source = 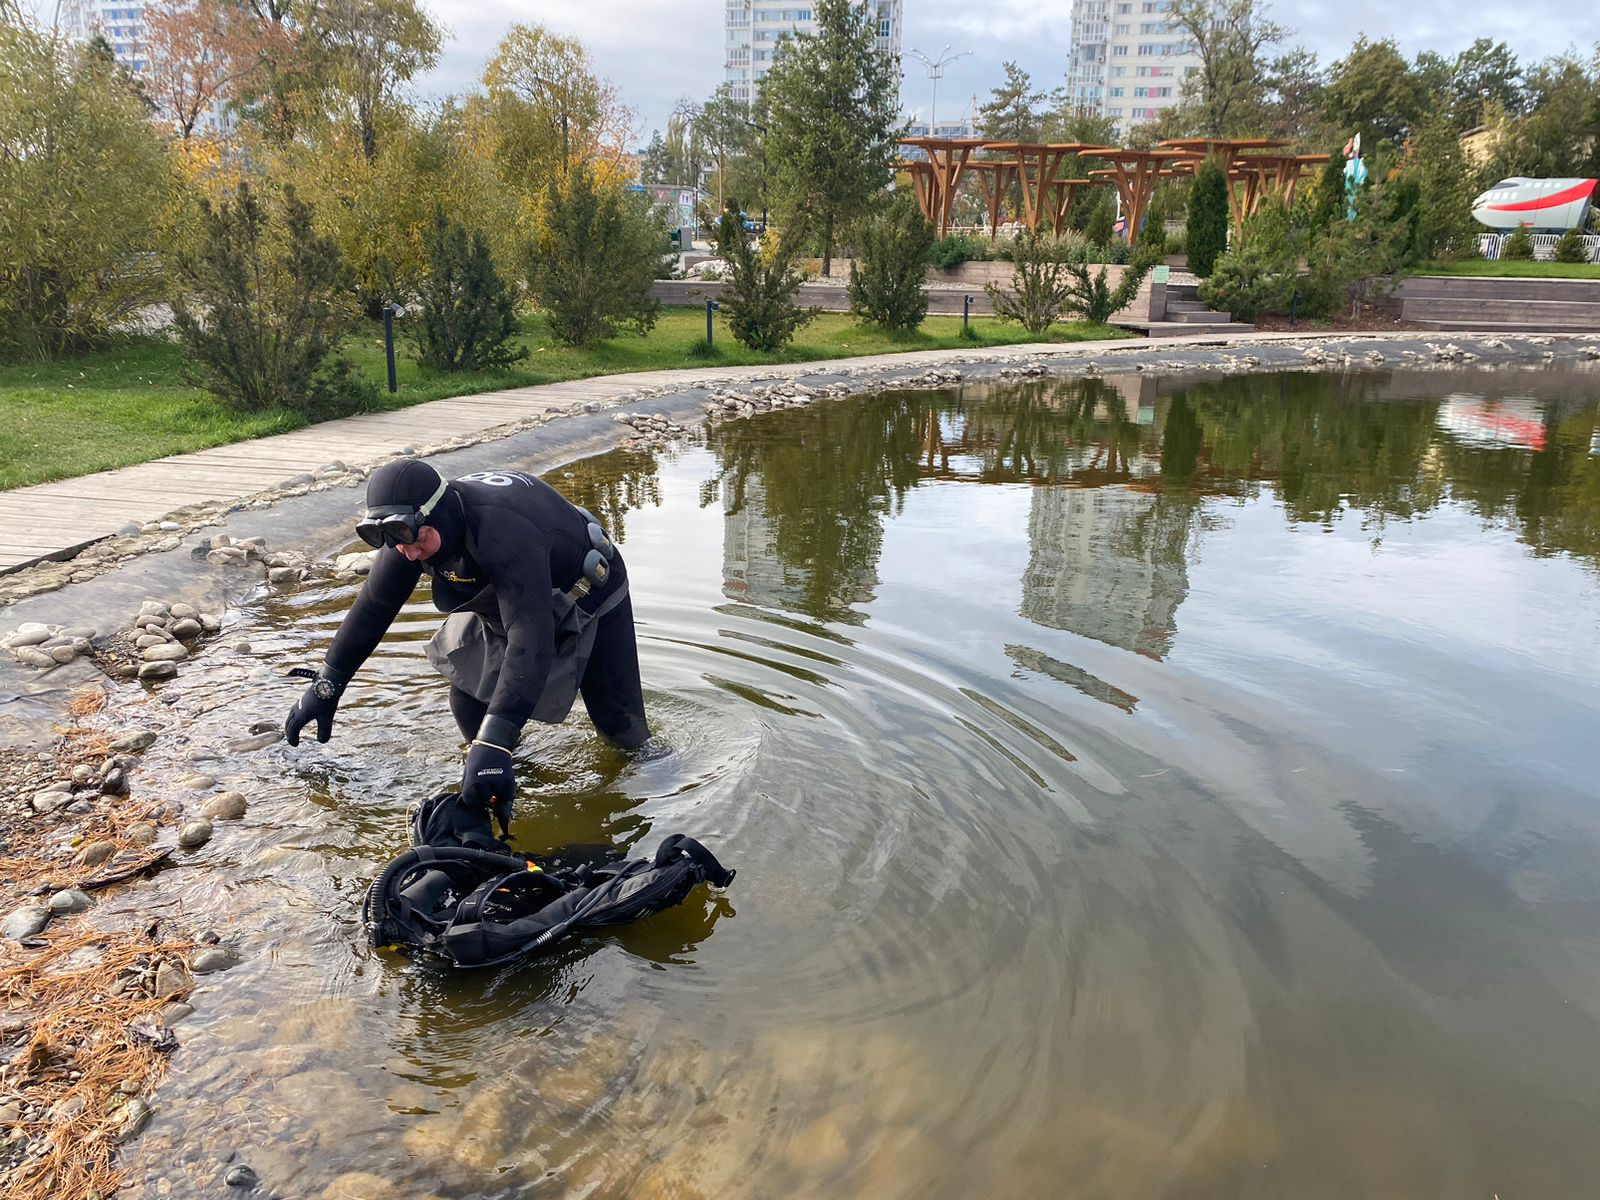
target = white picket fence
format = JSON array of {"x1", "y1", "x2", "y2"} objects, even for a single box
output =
[{"x1": 1476, "y1": 232, "x2": 1600, "y2": 263}]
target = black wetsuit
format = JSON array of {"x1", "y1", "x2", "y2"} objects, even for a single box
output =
[{"x1": 325, "y1": 471, "x2": 648, "y2": 749}]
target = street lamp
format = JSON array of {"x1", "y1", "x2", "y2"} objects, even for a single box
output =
[{"x1": 909, "y1": 45, "x2": 972, "y2": 135}]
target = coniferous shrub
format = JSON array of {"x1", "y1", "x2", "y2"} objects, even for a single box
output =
[
  {"x1": 1065, "y1": 256, "x2": 1154, "y2": 325},
  {"x1": 985, "y1": 230, "x2": 1079, "y2": 334},
  {"x1": 1553, "y1": 228, "x2": 1588, "y2": 263},
  {"x1": 1083, "y1": 192, "x2": 1116, "y2": 247},
  {"x1": 1186, "y1": 157, "x2": 1230, "y2": 277},
  {"x1": 714, "y1": 207, "x2": 818, "y2": 351},
  {"x1": 171, "y1": 182, "x2": 362, "y2": 414},
  {"x1": 1500, "y1": 225, "x2": 1535, "y2": 261},
  {"x1": 410, "y1": 206, "x2": 527, "y2": 372},
  {"x1": 531, "y1": 168, "x2": 664, "y2": 347},
  {"x1": 847, "y1": 194, "x2": 935, "y2": 332}
]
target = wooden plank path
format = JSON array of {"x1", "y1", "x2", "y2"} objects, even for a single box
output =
[{"x1": 0, "y1": 331, "x2": 1403, "y2": 576}]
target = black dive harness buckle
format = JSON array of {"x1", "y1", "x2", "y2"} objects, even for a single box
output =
[{"x1": 565, "y1": 510, "x2": 617, "y2": 605}]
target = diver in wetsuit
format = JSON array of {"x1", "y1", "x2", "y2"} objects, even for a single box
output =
[{"x1": 283, "y1": 458, "x2": 649, "y2": 820}]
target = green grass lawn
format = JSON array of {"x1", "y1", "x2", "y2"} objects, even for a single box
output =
[
  {"x1": 0, "y1": 308, "x2": 1126, "y2": 491},
  {"x1": 1416, "y1": 260, "x2": 1600, "y2": 278}
]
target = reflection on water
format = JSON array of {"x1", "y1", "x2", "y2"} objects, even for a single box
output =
[{"x1": 123, "y1": 367, "x2": 1600, "y2": 1198}]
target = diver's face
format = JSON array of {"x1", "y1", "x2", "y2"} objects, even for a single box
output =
[{"x1": 397, "y1": 525, "x2": 442, "y2": 562}]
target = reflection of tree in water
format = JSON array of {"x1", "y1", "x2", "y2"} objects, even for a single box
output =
[
  {"x1": 1183, "y1": 372, "x2": 1600, "y2": 569},
  {"x1": 1436, "y1": 403, "x2": 1600, "y2": 565},
  {"x1": 542, "y1": 448, "x2": 663, "y2": 543},
  {"x1": 703, "y1": 371, "x2": 1600, "y2": 632}
]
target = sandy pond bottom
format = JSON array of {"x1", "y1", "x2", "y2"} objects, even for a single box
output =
[{"x1": 100, "y1": 365, "x2": 1600, "y2": 1199}]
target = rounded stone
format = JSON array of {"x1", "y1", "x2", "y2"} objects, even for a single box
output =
[
  {"x1": 76, "y1": 840, "x2": 116, "y2": 867},
  {"x1": 126, "y1": 822, "x2": 159, "y2": 846},
  {"x1": 179, "y1": 773, "x2": 216, "y2": 791},
  {"x1": 3, "y1": 906, "x2": 49, "y2": 939},
  {"x1": 199, "y1": 613, "x2": 222, "y2": 632},
  {"x1": 70, "y1": 764, "x2": 94, "y2": 786},
  {"x1": 116, "y1": 1098, "x2": 152, "y2": 1142},
  {"x1": 224, "y1": 1164, "x2": 259, "y2": 1189},
  {"x1": 190, "y1": 947, "x2": 239, "y2": 974},
  {"x1": 153, "y1": 960, "x2": 192, "y2": 998},
  {"x1": 200, "y1": 792, "x2": 247, "y2": 820},
  {"x1": 138, "y1": 661, "x2": 178, "y2": 680},
  {"x1": 15, "y1": 647, "x2": 55, "y2": 668},
  {"x1": 111, "y1": 730, "x2": 157, "y2": 753},
  {"x1": 135, "y1": 632, "x2": 171, "y2": 649},
  {"x1": 177, "y1": 820, "x2": 213, "y2": 849},
  {"x1": 101, "y1": 766, "x2": 129, "y2": 796},
  {"x1": 160, "y1": 1002, "x2": 194, "y2": 1025},
  {"x1": 48, "y1": 890, "x2": 93, "y2": 915},
  {"x1": 47, "y1": 644, "x2": 79, "y2": 664},
  {"x1": 170, "y1": 618, "x2": 203, "y2": 640},
  {"x1": 170, "y1": 602, "x2": 198, "y2": 620},
  {"x1": 31, "y1": 790, "x2": 72, "y2": 814},
  {"x1": 142, "y1": 643, "x2": 188, "y2": 663}
]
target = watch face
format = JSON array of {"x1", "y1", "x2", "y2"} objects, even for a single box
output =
[{"x1": 313, "y1": 679, "x2": 339, "y2": 701}]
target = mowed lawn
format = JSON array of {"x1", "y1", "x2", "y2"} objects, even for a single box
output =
[
  {"x1": 0, "y1": 308, "x2": 1128, "y2": 491},
  {"x1": 1417, "y1": 260, "x2": 1600, "y2": 278}
]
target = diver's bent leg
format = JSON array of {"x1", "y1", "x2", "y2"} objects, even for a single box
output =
[
  {"x1": 448, "y1": 686, "x2": 488, "y2": 743},
  {"x1": 580, "y1": 595, "x2": 650, "y2": 749}
]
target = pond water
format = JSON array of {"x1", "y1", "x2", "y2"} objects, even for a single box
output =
[{"x1": 119, "y1": 367, "x2": 1600, "y2": 1199}]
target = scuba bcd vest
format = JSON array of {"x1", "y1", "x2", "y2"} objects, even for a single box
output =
[{"x1": 362, "y1": 793, "x2": 735, "y2": 969}]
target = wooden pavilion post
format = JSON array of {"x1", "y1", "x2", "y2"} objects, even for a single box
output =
[
  {"x1": 1081, "y1": 147, "x2": 1201, "y2": 241},
  {"x1": 898, "y1": 137, "x2": 987, "y2": 237}
]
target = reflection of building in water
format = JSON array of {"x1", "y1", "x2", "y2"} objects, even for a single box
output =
[
  {"x1": 1022, "y1": 486, "x2": 1193, "y2": 659},
  {"x1": 721, "y1": 474, "x2": 880, "y2": 613}
]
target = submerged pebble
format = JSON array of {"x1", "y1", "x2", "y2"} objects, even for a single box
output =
[{"x1": 178, "y1": 820, "x2": 213, "y2": 849}]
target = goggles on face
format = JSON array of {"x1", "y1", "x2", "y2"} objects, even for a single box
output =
[{"x1": 355, "y1": 478, "x2": 447, "y2": 548}]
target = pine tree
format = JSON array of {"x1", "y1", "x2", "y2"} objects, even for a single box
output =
[
  {"x1": 531, "y1": 167, "x2": 664, "y2": 347},
  {"x1": 761, "y1": 0, "x2": 901, "y2": 276},
  {"x1": 410, "y1": 206, "x2": 528, "y2": 371},
  {"x1": 714, "y1": 207, "x2": 817, "y2": 351},
  {"x1": 171, "y1": 182, "x2": 361, "y2": 413},
  {"x1": 847, "y1": 193, "x2": 935, "y2": 332}
]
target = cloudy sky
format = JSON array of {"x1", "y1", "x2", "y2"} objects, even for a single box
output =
[{"x1": 416, "y1": 0, "x2": 1583, "y2": 144}]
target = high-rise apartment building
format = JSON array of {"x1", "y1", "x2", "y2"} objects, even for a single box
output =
[
  {"x1": 1067, "y1": 0, "x2": 1200, "y2": 134},
  {"x1": 58, "y1": 2, "x2": 151, "y2": 75},
  {"x1": 724, "y1": 0, "x2": 902, "y2": 105}
]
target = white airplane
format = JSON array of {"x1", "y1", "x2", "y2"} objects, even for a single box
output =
[{"x1": 1471, "y1": 177, "x2": 1597, "y2": 231}]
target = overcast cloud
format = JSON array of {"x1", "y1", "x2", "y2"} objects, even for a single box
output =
[{"x1": 416, "y1": 0, "x2": 1586, "y2": 144}]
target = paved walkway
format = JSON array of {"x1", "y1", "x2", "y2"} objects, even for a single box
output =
[{"x1": 0, "y1": 330, "x2": 1435, "y2": 575}]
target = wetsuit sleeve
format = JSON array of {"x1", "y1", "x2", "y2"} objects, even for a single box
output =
[
  {"x1": 474, "y1": 510, "x2": 555, "y2": 742},
  {"x1": 323, "y1": 547, "x2": 423, "y2": 682}
]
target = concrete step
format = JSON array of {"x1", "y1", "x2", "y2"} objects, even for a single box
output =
[
  {"x1": 1168, "y1": 309, "x2": 1239, "y2": 323},
  {"x1": 1118, "y1": 320, "x2": 1255, "y2": 338},
  {"x1": 1165, "y1": 300, "x2": 1211, "y2": 312},
  {"x1": 1413, "y1": 318, "x2": 1600, "y2": 332},
  {"x1": 1396, "y1": 275, "x2": 1600, "y2": 302},
  {"x1": 1401, "y1": 297, "x2": 1600, "y2": 328}
]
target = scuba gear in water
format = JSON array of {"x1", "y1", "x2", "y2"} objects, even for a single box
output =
[{"x1": 364, "y1": 793, "x2": 735, "y2": 969}]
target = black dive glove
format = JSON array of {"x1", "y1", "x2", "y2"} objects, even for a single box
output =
[
  {"x1": 284, "y1": 668, "x2": 348, "y2": 746},
  {"x1": 461, "y1": 715, "x2": 520, "y2": 833}
]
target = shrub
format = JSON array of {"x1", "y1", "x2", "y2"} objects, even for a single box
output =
[
  {"x1": 530, "y1": 167, "x2": 665, "y2": 347},
  {"x1": 1064, "y1": 258, "x2": 1154, "y2": 324},
  {"x1": 171, "y1": 182, "x2": 358, "y2": 414},
  {"x1": 1553, "y1": 228, "x2": 1588, "y2": 263},
  {"x1": 985, "y1": 230, "x2": 1123, "y2": 334},
  {"x1": 0, "y1": 25, "x2": 173, "y2": 361},
  {"x1": 1300, "y1": 190, "x2": 1412, "y2": 319},
  {"x1": 1500, "y1": 225, "x2": 1535, "y2": 261},
  {"x1": 847, "y1": 194, "x2": 935, "y2": 332},
  {"x1": 1198, "y1": 240, "x2": 1301, "y2": 320},
  {"x1": 1083, "y1": 192, "x2": 1116, "y2": 247},
  {"x1": 929, "y1": 233, "x2": 984, "y2": 269},
  {"x1": 1186, "y1": 157, "x2": 1230, "y2": 277},
  {"x1": 714, "y1": 207, "x2": 818, "y2": 351},
  {"x1": 409, "y1": 207, "x2": 528, "y2": 372}
]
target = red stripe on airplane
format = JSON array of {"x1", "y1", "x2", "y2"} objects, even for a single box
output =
[{"x1": 1486, "y1": 180, "x2": 1597, "y2": 212}]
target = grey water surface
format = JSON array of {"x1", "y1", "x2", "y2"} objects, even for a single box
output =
[{"x1": 120, "y1": 367, "x2": 1600, "y2": 1199}]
